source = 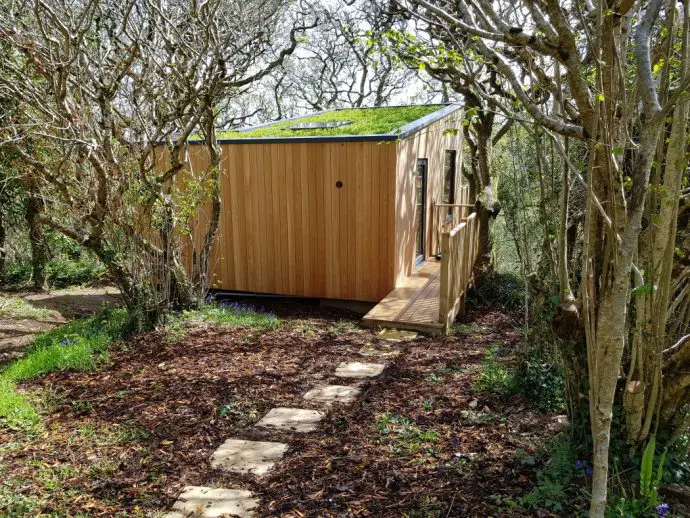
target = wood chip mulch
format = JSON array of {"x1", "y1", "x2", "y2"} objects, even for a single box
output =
[{"x1": 0, "y1": 303, "x2": 557, "y2": 517}]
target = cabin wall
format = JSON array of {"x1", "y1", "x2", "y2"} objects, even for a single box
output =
[
  {"x1": 393, "y1": 111, "x2": 464, "y2": 286},
  {"x1": 193, "y1": 140, "x2": 397, "y2": 302}
]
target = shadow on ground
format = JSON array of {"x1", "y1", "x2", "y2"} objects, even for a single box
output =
[{"x1": 0, "y1": 286, "x2": 121, "y2": 365}]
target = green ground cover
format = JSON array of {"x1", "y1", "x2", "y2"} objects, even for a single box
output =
[
  {"x1": 0, "y1": 308, "x2": 127, "y2": 433},
  {"x1": 216, "y1": 105, "x2": 443, "y2": 139},
  {"x1": 0, "y1": 301, "x2": 279, "y2": 433}
]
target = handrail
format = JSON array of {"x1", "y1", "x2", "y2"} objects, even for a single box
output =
[
  {"x1": 438, "y1": 211, "x2": 480, "y2": 332},
  {"x1": 431, "y1": 186, "x2": 472, "y2": 256}
]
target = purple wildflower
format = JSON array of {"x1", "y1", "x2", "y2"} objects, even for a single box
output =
[
  {"x1": 575, "y1": 460, "x2": 584, "y2": 469},
  {"x1": 656, "y1": 503, "x2": 670, "y2": 517},
  {"x1": 586, "y1": 466, "x2": 593, "y2": 476}
]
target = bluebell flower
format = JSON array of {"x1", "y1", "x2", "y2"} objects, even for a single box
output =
[
  {"x1": 656, "y1": 503, "x2": 670, "y2": 517},
  {"x1": 586, "y1": 466, "x2": 593, "y2": 476},
  {"x1": 575, "y1": 460, "x2": 584, "y2": 469}
]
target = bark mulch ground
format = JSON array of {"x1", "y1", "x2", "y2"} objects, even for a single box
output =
[{"x1": 0, "y1": 303, "x2": 557, "y2": 517}]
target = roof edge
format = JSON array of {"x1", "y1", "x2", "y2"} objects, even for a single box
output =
[
  {"x1": 189, "y1": 103, "x2": 462, "y2": 145},
  {"x1": 393, "y1": 103, "x2": 462, "y2": 140}
]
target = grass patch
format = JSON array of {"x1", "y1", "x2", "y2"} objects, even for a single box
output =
[
  {"x1": 473, "y1": 344, "x2": 517, "y2": 395},
  {"x1": 326, "y1": 320, "x2": 361, "y2": 335},
  {"x1": 76, "y1": 420, "x2": 150, "y2": 446},
  {"x1": 0, "y1": 296, "x2": 57, "y2": 320},
  {"x1": 377, "y1": 412, "x2": 440, "y2": 456},
  {"x1": 0, "y1": 308, "x2": 127, "y2": 433},
  {"x1": 181, "y1": 300, "x2": 280, "y2": 330},
  {"x1": 451, "y1": 323, "x2": 486, "y2": 335},
  {"x1": 217, "y1": 105, "x2": 443, "y2": 139}
]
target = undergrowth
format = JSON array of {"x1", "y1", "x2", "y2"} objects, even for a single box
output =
[
  {"x1": 516, "y1": 432, "x2": 584, "y2": 513},
  {"x1": 2, "y1": 256, "x2": 106, "y2": 290},
  {"x1": 467, "y1": 271, "x2": 525, "y2": 311},
  {"x1": 473, "y1": 344, "x2": 516, "y2": 395},
  {"x1": 377, "y1": 412, "x2": 440, "y2": 456},
  {"x1": 180, "y1": 299, "x2": 280, "y2": 330},
  {"x1": 0, "y1": 308, "x2": 127, "y2": 433}
]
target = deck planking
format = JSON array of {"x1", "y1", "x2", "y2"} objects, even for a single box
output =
[{"x1": 361, "y1": 261, "x2": 443, "y2": 334}]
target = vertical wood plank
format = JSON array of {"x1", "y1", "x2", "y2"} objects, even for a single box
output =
[
  {"x1": 281, "y1": 143, "x2": 295, "y2": 294},
  {"x1": 299, "y1": 144, "x2": 311, "y2": 294},
  {"x1": 292, "y1": 145, "x2": 304, "y2": 294},
  {"x1": 310, "y1": 144, "x2": 324, "y2": 295},
  {"x1": 269, "y1": 144, "x2": 282, "y2": 293}
]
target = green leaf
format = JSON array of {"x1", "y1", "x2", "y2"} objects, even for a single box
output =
[
  {"x1": 418, "y1": 62, "x2": 426, "y2": 71},
  {"x1": 640, "y1": 436, "x2": 655, "y2": 496},
  {"x1": 655, "y1": 447, "x2": 667, "y2": 488},
  {"x1": 632, "y1": 284, "x2": 654, "y2": 296}
]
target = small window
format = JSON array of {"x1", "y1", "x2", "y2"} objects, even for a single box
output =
[{"x1": 443, "y1": 150, "x2": 457, "y2": 216}]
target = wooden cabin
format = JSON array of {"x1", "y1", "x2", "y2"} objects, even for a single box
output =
[{"x1": 186, "y1": 104, "x2": 481, "y2": 334}]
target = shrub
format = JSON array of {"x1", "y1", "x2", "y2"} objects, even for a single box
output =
[
  {"x1": 515, "y1": 345, "x2": 565, "y2": 413},
  {"x1": 467, "y1": 271, "x2": 525, "y2": 311},
  {"x1": 2, "y1": 255, "x2": 105, "y2": 289}
]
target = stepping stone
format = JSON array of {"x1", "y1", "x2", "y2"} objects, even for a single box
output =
[
  {"x1": 210, "y1": 439, "x2": 288, "y2": 475},
  {"x1": 335, "y1": 361, "x2": 385, "y2": 379},
  {"x1": 166, "y1": 486, "x2": 258, "y2": 518},
  {"x1": 377, "y1": 329, "x2": 418, "y2": 342},
  {"x1": 255, "y1": 407, "x2": 324, "y2": 433},
  {"x1": 303, "y1": 385, "x2": 361, "y2": 404},
  {"x1": 359, "y1": 342, "x2": 400, "y2": 358}
]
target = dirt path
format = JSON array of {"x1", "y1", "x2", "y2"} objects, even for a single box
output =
[{"x1": 0, "y1": 286, "x2": 121, "y2": 365}]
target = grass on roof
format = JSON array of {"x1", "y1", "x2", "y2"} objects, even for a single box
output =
[{"x1": 217, "y1": 105, "x2": 444, "y2": 139}]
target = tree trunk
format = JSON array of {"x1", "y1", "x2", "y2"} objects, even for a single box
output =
[
  {"x1": 25, "y1": 189, "x2": 47, "y2": 290},
  {"x1": 0, "y1": 207, "x2": 6, "y2": 281}
]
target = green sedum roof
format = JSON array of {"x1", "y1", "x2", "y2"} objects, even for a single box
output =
[{"x1": 217, "y1": 105, "x2": 444, "y2": 139}]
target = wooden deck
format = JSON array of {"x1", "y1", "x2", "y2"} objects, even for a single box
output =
[{"x1": 361, "y1": 261, "x2": 444, "y2": 334}]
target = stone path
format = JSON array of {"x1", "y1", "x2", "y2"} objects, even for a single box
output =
[
  {"x1": 303, "y1": 384, "x2": 361, "y2": 404},
  {"x1": 166, "y1": 328, "x2": 417, "y2": 516},
  {"x1": 210, "y1": 439, "x2": 288, "y2": 475},
  {"x1": 255, "y1": 407, "x2": 324, "y2": 433},
  {"x1": 335, "y1": 361, "x2": 386, "y2": 378},
  {"x1": 166, "y1": 486, "x2": 258, "y2": 518}
]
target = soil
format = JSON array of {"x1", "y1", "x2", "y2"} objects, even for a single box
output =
[
  {"x1": 0, "y1": 286, "x2": 121, "y2": 365},
  {"x1": 0, "y1": 302, "x2": 559, "y2": 517}
]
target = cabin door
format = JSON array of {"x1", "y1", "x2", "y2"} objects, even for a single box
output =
[{"x1": 414, "y1": 159, "x2": 428, "y2": 266}]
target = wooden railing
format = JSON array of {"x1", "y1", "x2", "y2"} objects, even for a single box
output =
[
  {"x1": 438, "y1": 211, "x2": 480, "y2": 332},
  {"x1": 431, "y1": 186, "x2": 474, "y2": 256}
]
